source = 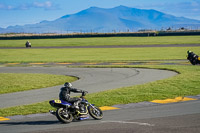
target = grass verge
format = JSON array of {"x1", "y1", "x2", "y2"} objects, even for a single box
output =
[
  {"x1": 0, "y1": 73, "x2": 78, "y2": 94},
  {"x1": 1, "y1": 47, "x2": 200, "y2": 63},
  {"x1": 0, "y1": 65, "x2": 200, "y2": 117},
  {"x1": 0, "y1": 36, "x2": 200, "y2": 47}
]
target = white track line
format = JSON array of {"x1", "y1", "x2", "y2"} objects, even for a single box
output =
[{"x1": 101, "y1": 120, "x2": 155, "y2": 126}]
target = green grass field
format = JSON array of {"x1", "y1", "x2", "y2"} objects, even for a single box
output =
[
  {"x1": 0, "y1": 73, "x2": 77, "y2": 94},
  {"x1": 1, "y1": 47, "x2": 200, "y2": 63},
  {"x1": 0, "y1": 35, "x2": 200, "y2": 47},
  {"x1": 0, "y1": 36, "x2": 200, "y2": 117}
]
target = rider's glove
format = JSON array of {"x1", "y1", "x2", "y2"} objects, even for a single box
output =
[{"x1": 82, "y1": 91, "x2": 88, "y2": 96}]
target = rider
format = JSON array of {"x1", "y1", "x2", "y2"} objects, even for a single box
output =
[
  {"x1": 59, "y1": 82, "x2": 85, "y2": 110},
  {"x1": 25, "y1": 41, "x2": 31, "y2": 47},
  {"x1": 187, "y1": 50, "x2": 199, "y2": 58},
  {"x1": 187, "y1": 50, "x2": 199, "y2": 60}
]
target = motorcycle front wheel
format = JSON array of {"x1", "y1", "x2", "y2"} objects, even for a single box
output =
[
  {"x1": 88, "y1": 106, "x2": 103, "y2": 120},
  {"x1": 56, "y1": 108, "x2": 73, "y2": 123}
]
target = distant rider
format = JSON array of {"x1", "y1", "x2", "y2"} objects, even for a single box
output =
[
  {"x1": 187, "y1": 50, "x2": 200, "y2": 65},
  {"x1": 59, "y1": 82, "x2": 85, "y2": 110},
  {"x1": 25, "y1": 41, "x2": 31, "y2": 47},
  {"x1": 187, "y1": 50, "x2": 199, "y2": 59}
]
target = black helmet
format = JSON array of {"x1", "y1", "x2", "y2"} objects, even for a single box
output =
[{"x1": 64, "y1": 82, "x2": 72, "y2": 87}]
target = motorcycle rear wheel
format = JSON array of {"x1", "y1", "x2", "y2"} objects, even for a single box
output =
[
  {"x1": 88, "y1": 106, "x2": 103, "y2": 120},
  {"x1": 56, "y1": 108, "x2": 73, "y2": 123}
]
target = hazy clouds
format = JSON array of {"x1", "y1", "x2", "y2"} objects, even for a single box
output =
[{"x1": 0, "y1": 1, "x2": 59, "y2": 10}]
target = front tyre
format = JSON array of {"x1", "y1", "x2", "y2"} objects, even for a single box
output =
[
  {"x1": 88, "y1": 106, "x2": 103, "y2": 120},
  {"x1": 56, "y1": 108, "x2": 73, "y2": 123}
]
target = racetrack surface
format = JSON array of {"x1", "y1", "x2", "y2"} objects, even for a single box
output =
[
  {"x1": 1, "y1": 100, "x2": 199, "y2": 133},
  {"x1": 0, "y1": 67, "x2": 177, "y2": 108},
  {"x1": 1, "y1": 67, "x2": 200, "y2": 133},
  {"x1": 0, "y1": 43, "x2": 199, "y2": 132}
]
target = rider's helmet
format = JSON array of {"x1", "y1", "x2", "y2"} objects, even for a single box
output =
[
  {"x1": 187, "y1": 50, "x2": 192, "y2": 54},
  {"x1": 64, "y1": 82, "x2": 72, "y2": 87}
]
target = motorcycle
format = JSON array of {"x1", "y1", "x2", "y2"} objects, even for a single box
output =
[
  {"x1": 25, "y1": 41, "x2": 31, "y2": 48},
  {"x1": 49, "y1": 91, "x2": 103, "y2": 123},
  {"x1": 187, "y1": 51, "x2": 200, "y2": 65}
]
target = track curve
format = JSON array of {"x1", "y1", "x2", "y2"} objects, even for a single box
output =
[{"x1": 0, "y1": 67, "x2": 177, "y2": 108}]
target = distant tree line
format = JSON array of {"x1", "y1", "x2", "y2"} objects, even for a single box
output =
[{"x1": 0, "y1": 30, "x2": 200, "y2": 40}]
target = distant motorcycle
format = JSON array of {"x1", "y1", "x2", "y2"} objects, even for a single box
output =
[
  {"x1": 187, "y1": 51, "x2": 200, "y2": 65},
  {"x1": 25, "y1": 41, "x2": 31, "y2": 48},
  {"x1": 49, "y1": 91, "x2": 103, "y2": 123}
]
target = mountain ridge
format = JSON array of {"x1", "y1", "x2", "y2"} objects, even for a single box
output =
[{"x1": 1, "y1": 5, "x2": 200, "y2": 33}]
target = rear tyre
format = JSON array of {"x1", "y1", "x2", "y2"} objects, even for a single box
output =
[
  {"x1": 88, "y1": 106, "x2": 103, "y2": 120},
  {"x1": 56, "y1": 108, "x2": 73, "y2": 123}
]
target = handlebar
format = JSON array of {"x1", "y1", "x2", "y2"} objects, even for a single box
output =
[{"x1": 81, "y1": 91, "x2": 88, "y2": 96}]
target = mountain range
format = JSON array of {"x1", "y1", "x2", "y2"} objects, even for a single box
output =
[{"x1": 1, "y1": 5, "x2": 200, "y2": 33}]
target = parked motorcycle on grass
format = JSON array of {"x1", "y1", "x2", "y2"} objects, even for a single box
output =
[
  {"x1": 187, "y1": 50, "x2": 200, "y2": 65},
  {"x1": 49, "y1": 91, "x2": 103, "y2": 123}
]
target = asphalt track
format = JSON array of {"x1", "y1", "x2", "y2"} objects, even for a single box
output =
[
  {"x1": 0, "y1": 67, "x2": 177, "y2": 108},
  {"x1": 0, "y1": 66, "x2": 199, "y2": 133},
  {"x1": 1, "y1": 100, "x2": 200, "y2": 133}
]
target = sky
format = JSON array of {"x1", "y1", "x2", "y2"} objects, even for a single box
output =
[{"x1": 0, "y1": 0, "x2": 200, "y2": 28}]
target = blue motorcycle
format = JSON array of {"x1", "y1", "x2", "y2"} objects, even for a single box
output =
[{"x1": 49, "y1": 91, "x2": 103, "y2": 123}]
